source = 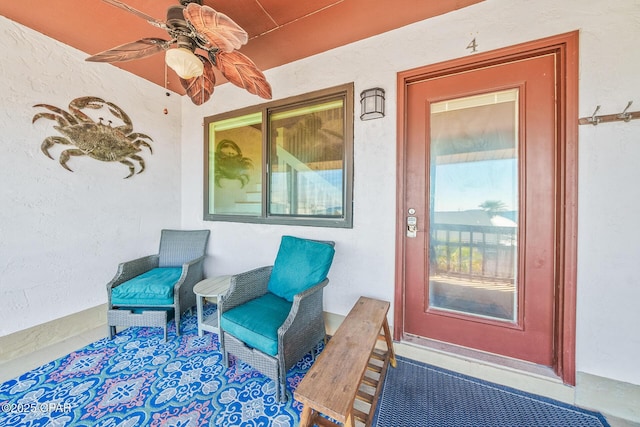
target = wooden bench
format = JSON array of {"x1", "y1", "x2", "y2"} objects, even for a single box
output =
[{"x1": 294, "y1": 296, "x2": 396, "y2": 427}]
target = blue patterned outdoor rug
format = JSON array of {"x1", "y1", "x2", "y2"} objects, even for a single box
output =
[
  {"x1": 372, "y1": 356, "x2": 610, "y2": 427},
  {"x1": 0, "y1": 304, "x2": 310, "y2": 427},
  {"x1": 1, "y1": 307, "x2": 611, "y2": 427}
]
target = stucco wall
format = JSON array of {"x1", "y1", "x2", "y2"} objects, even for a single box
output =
[
  {"x1": 180, "y1": 0, "x2": 640, "y2": 389},
  {"x1": 0, "y1": 17, "x2": 183, "y2": 335},
  {"x1": 1, "y1": 0, "x2": 639, "y2": 401}
]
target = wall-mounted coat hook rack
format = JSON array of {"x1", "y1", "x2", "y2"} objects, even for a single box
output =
[{"x1": 579, "y1": 101, "x2": 640, "y2": 125}]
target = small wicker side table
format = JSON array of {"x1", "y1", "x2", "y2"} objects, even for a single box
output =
[{"x1": 193, "y1": 275, "x2": 231, "y2": 337}]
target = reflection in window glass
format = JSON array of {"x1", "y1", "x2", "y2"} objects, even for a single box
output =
[
  {"x1": 208, "y1": 112, "x2": 262, "y2": 216},
  {"x1": 269, "y1": 100, "x2": 345, "y2": 217}
]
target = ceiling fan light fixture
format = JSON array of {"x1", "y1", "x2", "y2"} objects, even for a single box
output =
[{"x1": 165, "y1": 48, "x2": 204, "y2": 79}]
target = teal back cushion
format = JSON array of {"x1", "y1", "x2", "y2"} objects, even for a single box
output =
[{"x1": 267, "y1": 236, "x2": 335, "y2": 302}]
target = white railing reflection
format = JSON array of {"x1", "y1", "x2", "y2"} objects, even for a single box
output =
[{"x1": 430, "y1": 223, "x2": 517, "y2": 283}]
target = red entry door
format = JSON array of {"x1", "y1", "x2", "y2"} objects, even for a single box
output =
[{"x1": 403, "y1": 52, "x2": 558, "y2": 366}]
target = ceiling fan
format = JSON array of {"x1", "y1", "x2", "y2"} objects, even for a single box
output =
[{"x1": 86, "y1": 0, "x2": 272, "y2": 106}]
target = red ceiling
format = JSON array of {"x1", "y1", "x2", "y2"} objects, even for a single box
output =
[{"x1": 1, "y1": 0, "x2": 483, "y2": 96}]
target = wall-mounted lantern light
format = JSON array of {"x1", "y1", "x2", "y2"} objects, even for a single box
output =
[{"x1": 360, "y1": 88, "x2": 385, "y2": 120}]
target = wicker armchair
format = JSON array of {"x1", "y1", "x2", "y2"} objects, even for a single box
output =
[
  {"x1": 219, "y1": 236, "x2": 335, "y2": 402},
  {"x1": 106, "y1": 229, "x2": 210, "y2": 341}
]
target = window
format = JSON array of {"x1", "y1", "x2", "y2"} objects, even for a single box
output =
[{"x1": 204, "y1": 83, "x2": 354, "y2": 228}]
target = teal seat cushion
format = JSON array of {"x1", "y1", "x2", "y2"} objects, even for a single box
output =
[
  {"x1": 111, "y1": 267, "x2": 182, "y2": 306},
  {"x1": 220, "y1": 292, "x2": 292, "y2": 356},
  {"x1": 267, "y1": 236, "x2": 335, "y2": 302}
]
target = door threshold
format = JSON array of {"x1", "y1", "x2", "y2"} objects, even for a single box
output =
[
  {"x1": 397, "y1": 334, "x2": 575, "y2": 404},
  {"x1": 403, "y1": 334, "x2": 559, "y2": 379}
]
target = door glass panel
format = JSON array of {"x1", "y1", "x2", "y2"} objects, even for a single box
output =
[{"x1": 428, "y1": 89, "x2": 519, "y2": 322}]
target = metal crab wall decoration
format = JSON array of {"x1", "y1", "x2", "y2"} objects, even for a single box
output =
[{"x1": 32, "y1": 96, "x2": 153, "y2": 179}]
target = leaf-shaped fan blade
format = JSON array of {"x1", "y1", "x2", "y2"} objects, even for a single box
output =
[
  {"x1": 86, "y1": 38, "x2": 170, "y2": 63},
  {"x1": 102, "y1": 0, "x2": 167, "y2": 29},
  {"x1": 216, "y1": 50, "x2": 272, "y2": 99},
  {"x1": 180, "y1": 57, "x2": 216, "y2": 106},
  {"x1": 183, "y1": 3, "x2": 248, "y2": 53}
]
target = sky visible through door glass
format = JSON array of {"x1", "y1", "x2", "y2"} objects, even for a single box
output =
[{"x1": 433, "y1": 158, "x2": 517, "y2": 213}]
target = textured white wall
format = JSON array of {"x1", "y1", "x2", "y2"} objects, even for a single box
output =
[
  {"x1": 2, "y1": 0, "x2": 639, "y2": 390},
  {"x1": 180, "y1": 0, "x2": 640, "y2": 387},
  {"x1": 0, "y1": 17, "x2": 182, "y2": 335}
]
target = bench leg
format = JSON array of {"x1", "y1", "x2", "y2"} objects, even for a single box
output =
[
  {"x1": 344, "y1": 413, "x2": 355, "y2": 427},
  {"x1": 299, "y1": 405, "x2": 313, "y2": 427},
  {"x1": 382, "y1": 318, "x2": 397, "y2": 368}
]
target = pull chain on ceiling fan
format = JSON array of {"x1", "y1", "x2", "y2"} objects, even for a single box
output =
[{"x1": 86, "y1": 0, "x2": 272, "y2": 106}]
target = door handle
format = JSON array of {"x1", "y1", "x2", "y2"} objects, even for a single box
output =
[{"x1": 407, "y1": 216, "x2": 418, "y2": 238}]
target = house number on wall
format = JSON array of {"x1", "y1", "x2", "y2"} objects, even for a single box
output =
[{"x1": 467, "y1": 38, "x2": 478, "y2": 53}]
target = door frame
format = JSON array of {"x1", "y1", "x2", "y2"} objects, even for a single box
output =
[{"x1": 394, "y1": 31, "x2": 579, "y2": 384}]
